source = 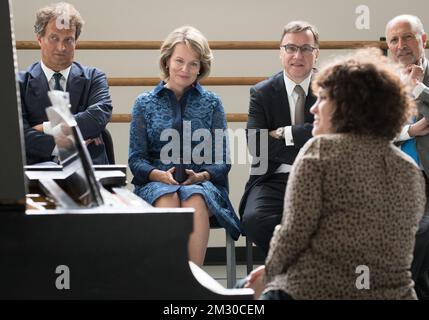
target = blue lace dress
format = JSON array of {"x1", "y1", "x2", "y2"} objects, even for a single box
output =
[{"x1": 129, "y1": 81, "x2": 243, "y2": 240}]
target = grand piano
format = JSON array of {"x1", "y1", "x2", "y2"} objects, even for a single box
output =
[{"x1": 0, "y1": 0, "x2": 252, "y2": 300}]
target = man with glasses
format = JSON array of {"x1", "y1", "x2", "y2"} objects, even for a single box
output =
[
  {"x1": 239, "y1": 21, "x2": 319, "y2": 257},
  {"x1": 386, "y1": 14, "x2": 429, "y2": 299},
  {"x1": 18, "y1": 2, "x2": 113, "y2": 165}
]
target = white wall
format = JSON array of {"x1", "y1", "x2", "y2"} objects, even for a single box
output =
[{"x1": 11, "y1": 0, "x2": 429, "y2": 247}]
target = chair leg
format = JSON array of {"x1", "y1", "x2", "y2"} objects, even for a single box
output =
[
  {"x1": 226, "y1": 231, "x2": 236, "y2": 288},
  {"x1": 246, "y1": 236, "x2": 253, "y2": 274}
]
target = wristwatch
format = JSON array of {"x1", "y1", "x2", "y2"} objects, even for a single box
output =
[{"x1": 275, "y1": 127, "x2": 285, "y2": 139}]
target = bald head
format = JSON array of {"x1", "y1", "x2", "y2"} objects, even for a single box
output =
[
  {"x1": 385, "y1": 15, "x2": 424, "y2": 38},
  {"x1": 385, "y1": 15, "x2": 427, "y2": 65}
]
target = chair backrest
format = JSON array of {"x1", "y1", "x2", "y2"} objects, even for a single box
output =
[{"x1": 101, "y1": 128, "x2": 115, "y2": 164}]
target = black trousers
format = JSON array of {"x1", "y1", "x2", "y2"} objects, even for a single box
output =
[
  {"x1": 412, "y1": 172, "x2": 429, "y2": 299},
  {"x1": 242, "y1": 173, "x2": 288, "y2": 258}
]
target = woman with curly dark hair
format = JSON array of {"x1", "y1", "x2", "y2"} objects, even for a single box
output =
[{"x1": 243, "y1": 48, "x2": 426, "y2": 299}]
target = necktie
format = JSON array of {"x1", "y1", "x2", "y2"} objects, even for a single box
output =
[
  {"x1": 294, "y1": 85, "x2": 305, "y2": 125},
  {"x1": 52, "y1": 72, "x2": 63, "y2": 91}
]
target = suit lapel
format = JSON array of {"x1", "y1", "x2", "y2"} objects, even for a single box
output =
[
  {"x1": 27, "y1": 63, "x2": 50, "y2": 106},
  {"x1": 271, "y1": 72, "x2": 292, "y2": 124},
  {"x1": 304, "y1": 84, "x2": 316, "y2": 122},
  {"x1": 272, "y1": 72, "x2": 316, "y2": 124},
  {"x1": 67, "y1": 63, "x2": 86, "y2": 113}
]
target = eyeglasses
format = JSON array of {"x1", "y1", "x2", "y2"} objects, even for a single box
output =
[{"x1": 280, "y1": 44, "x2": 317, "y2": 55}]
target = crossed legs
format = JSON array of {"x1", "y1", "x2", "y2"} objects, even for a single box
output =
[
  {"x1": 242, "y1": 174, "x2": 288, "y2": 257},
  {"x1": 154, "y1": 193, "x2": 210, "y2": 267}
]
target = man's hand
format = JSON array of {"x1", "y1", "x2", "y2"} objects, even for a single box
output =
[
  {"x1": 402, "y1": 59, "x2": 424, "y2": 87},
  {"x1": 182, "y1": 169, "x2": 210, "y2": 185},
  {"x1": 244, "y1": 265, "x2": 266, "y2": 299},
  {"x1": 85, "y1": 137, "x2": 103, "y2": 146},
  {"x1": 269, "y1": 130, "x2": 278, "y2": 139},
  {"x1": 32, "y1": 124, "x2": 44, "y2": 132},
  {"x1": 408, "y1": 117, "x2": 429, "y2": 137},
  {"x1": 149, "y1": 167, "x2": 179, "y2": 185}
]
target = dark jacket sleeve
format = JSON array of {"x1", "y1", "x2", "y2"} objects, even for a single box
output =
[
  {"x1": 19, "y1": 71, "x2": 56, "y2": 163},
  {"x1": 74, "y1": 69, "x2": 113, "y2": 139},
  {"x1": 247, "y1": 84, "x2": 313, "y2": 166}
]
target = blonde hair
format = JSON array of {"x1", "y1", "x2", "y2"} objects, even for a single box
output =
[{"x1": 159, "y1": 26, "x2": 213, "y2": 81}]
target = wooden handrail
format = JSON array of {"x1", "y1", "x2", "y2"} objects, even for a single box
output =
[
  {"x1": 16, "y1": 40, "x2": 389, "y2": 50},
  {"x1": 18, "y1": 39, "x2": 389, "y2": 124},
  {"x1": 111, "y1": 113, "x2": 248, "y2": 123},
  {"x1": 108, "y1": 77, "x2": 266, "y2": 86}
]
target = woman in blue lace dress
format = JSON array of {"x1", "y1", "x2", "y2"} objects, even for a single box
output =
[{"x1": 129, "y1": 26, "x2": 242, "y2": 266}]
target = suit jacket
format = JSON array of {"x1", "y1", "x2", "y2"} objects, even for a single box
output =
[
  {"x1": 239, "y1": 71, "x2": 316, "y2": 215},
  {"x1": 415, "y1": 62, "x2": 429, "y2": 174},
  {"x1": 18, "y1": 61, "x2": 113, "y2": 165}
]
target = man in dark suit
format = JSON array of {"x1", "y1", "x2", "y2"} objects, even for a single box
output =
[
  {"x1": 19, "y1": 2, "x2": 112, "y2": 165},
  {"x1": 239, "y1": 21, "x2": 319, "y2": 256},
  {"x1": 386, "y1": 14, "x2": 429, "y2": 299}
]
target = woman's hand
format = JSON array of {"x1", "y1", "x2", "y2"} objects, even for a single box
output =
[
  {"x1": 149, "y1": 167, "x2": 179, "y2": 185},
  {"x1": 182, "y1": 169, "x2": 210, "y2": 185},
  {"x1": 244, "y1": 265, "x2": 266, "y2": 299}
]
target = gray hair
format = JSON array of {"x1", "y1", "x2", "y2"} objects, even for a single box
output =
[
  {"x1": 385, "y1": 14, "x2": 425, "y2": 38},
  {"x1": 34, "y1": 2, "x2": 84, "y2": 40},
  {"x1": 159, "y1": 26, "x2": 213, "y2": 81},
  {"x1": 281, "y1": 21, "x2": 320, "y2": 47}
]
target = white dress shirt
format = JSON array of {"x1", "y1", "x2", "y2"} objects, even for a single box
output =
[
  {"x1": 275, "y1": 71, "x2": 312, "y2": 174},
  {"x1": 40, "y1": 61, "x2": 72, "y2": 158},
  {"x1": 40, "y1": 61, "x2": 71, "y2": 135},
  {"x1": 282, "y1": 71, "x2": 312, "y2": 146},
  {"x1": 397, "y1": 58, "x2": 428, "y2": 142}
]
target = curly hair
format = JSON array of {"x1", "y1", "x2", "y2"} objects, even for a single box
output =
[
  {"x1": 312, "y1": 48, "x2": 414, "y2": 139},
  {"x1": 34, "y1": 2, "x2": 84, "y2": 40},
  {"x1": 159, "y1": 26, "x2": 213, "y2": 81}
]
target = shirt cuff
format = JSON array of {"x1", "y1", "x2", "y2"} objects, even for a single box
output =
[
  {"x1": 413, "y1": 82, "x2": 427, "y2": 99},
  {"x1": 284, "y1": 126, "x2": 294, "y2": 146},
  {"x1": 396, "y1": 124, "x2": 412, "y2": 141},
  {"x1": 43, "y1": 121, "x2": 53, "y2": 135},
  {"x1": 51, "y1": 146, "x2": 58, "y2": 156}
]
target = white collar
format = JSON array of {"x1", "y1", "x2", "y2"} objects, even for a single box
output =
[
  {"x1": 283, "y1": 71, "x2": 312, "y2": 96},
  {"x1": 40, "y1": 60, "x2": 72, "y2": 82}
]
